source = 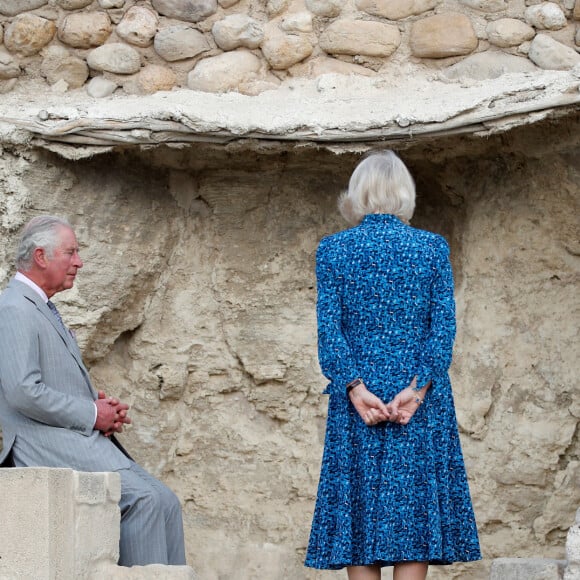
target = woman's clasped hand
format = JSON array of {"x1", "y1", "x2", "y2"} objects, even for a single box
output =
[{"x1": 348, "y1": 381, "x2": 427, "y2": 426}]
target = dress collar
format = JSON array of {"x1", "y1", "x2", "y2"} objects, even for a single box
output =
[{"x1": 360, "y1": 214, "x2": 404, "y2": 226}]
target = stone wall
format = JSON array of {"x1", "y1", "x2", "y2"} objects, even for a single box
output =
[
  {"x1": 0, "y1": 112, "x2": 578, "y2": 579},
  {"x1": 0, "y1": 0, "x2": 579, "y2": 96}
]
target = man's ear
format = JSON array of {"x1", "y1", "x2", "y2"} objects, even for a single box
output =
[{"x1": 32, "y1": 247, "x2": 47, "y2": 269}]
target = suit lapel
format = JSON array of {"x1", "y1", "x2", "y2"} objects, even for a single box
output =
[{"x1": 10, "y1": 280, "x2": 95, "y2": 396}]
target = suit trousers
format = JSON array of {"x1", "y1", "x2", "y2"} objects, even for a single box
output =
[{"x1": 117, "y1": 462, "x2": 186, "y2": 567}]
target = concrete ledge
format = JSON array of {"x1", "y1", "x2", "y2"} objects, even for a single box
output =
[
  {"x1": 490, "y1": 558, "x2": 566, "y2": 580},
  {"x1": 0, "y1": 467, "x2": 195, "y2": 580},
  {"x1": 490, "y1": 509, "x2": 580, "y2": 580},
  {"x1": 98, "y1": 564, "x2": 196, "y2": 579}
]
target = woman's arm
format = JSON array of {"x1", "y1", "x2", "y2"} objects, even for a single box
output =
[
  {"x1": 414, "y1": 237, "x2": 457, "y2": 389},
  {"x1": 315, "y1": 239, "x2": 363, "y2": 397}
]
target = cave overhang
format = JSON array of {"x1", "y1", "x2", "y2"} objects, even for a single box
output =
[{"x1": 0, "y1": 69, "x2": 579, "y2": 160}]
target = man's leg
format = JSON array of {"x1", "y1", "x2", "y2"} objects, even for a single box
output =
[{"x1": 117, "y1": 462, "x2": 186, "y2": 567}]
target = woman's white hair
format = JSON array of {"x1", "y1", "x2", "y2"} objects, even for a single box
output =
[
  {"x1": 338, "y1": 150, "x2": 416, "y2": 225},
  {"x1": 16, "y1": 215, "x2": 72, "y2": 271}
]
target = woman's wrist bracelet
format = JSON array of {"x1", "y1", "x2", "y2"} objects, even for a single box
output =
[{"x1": 346, "y1": 378, "x2": 364, "y2": 393}]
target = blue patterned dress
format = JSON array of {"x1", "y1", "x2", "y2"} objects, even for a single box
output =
[{"x1": 305, "y1": 214, "x2": 481, "y2": 570}]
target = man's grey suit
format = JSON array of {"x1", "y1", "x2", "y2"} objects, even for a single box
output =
[{"x1": 0, "y1": 279, "x2": 186, "y2": 566}]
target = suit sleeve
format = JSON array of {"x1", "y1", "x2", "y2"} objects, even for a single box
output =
[
  {"x1": 0, "y1": 304, "x2": 96, "y2": 435},
  {"x1": 316, "y1": 238, "x2": 362, "y2": 396},
  {"x1": 414, "y1": 237, "x2": 457, "y2": 389}
]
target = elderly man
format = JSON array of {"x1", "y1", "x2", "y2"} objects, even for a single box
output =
[{"x1": 0, "y1": 215, "x2": 186, "y2": 567}]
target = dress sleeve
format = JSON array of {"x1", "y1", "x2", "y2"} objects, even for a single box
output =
[
  {"x1": 316, "y1": 238, "x2": 362, "y2": 396},
  {"x1": 414, "y1": 237, "x2": 457, "y2": 389}
]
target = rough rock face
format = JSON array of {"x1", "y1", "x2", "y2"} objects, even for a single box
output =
[{"x1": 0, "y1": 113, "x2": 578, "y2": 578}]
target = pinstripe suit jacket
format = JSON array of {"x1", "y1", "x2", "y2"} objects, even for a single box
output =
[{"x1": 0, "y1": 278, "x2": 131, "y2": 472}]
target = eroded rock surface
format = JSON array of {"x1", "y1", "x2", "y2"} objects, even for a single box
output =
[{"x1": 0, "y1": 119, "x2": 578, "y2": 579}]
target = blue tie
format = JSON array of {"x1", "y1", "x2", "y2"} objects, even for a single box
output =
[{"x1": 47, "y1": 300, "x2": 67, "y2": 331}]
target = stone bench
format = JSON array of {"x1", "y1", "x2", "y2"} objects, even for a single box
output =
[{"x1": 0, "y1": 467, "x2": 195, "y2": 580}]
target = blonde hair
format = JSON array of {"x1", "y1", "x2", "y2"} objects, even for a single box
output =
[{"x1": 338, "y1": 150, "x2": 416, "y2": 225}]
